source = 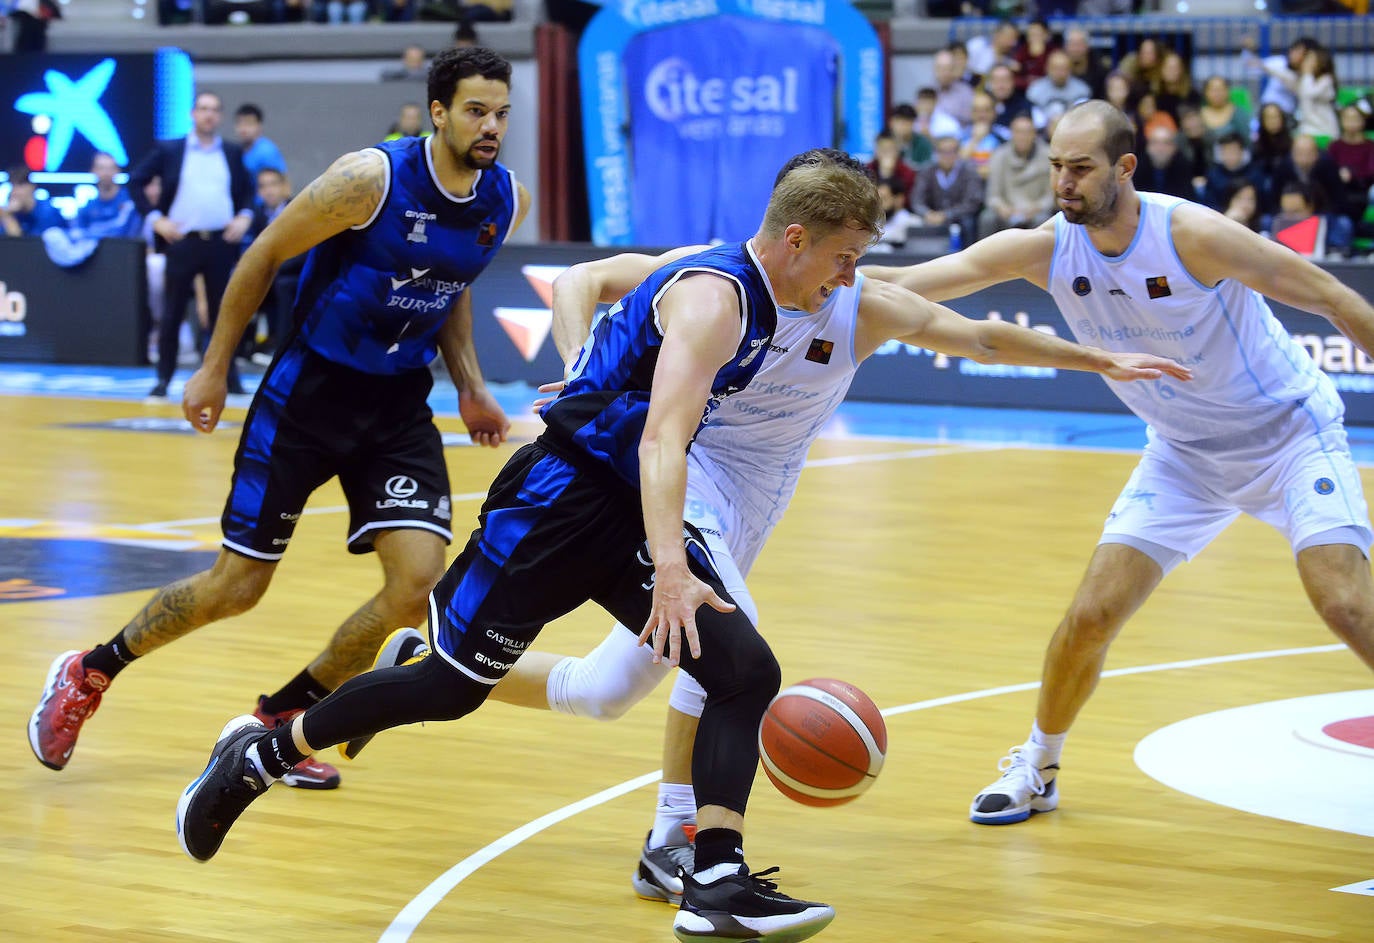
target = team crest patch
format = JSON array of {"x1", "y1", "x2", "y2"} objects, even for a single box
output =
[
  {"x1": 477, "y1": 220, "x2": 498, "y2": 247},
  {"x1": 805, "y1": 338, "x2": 834, "y2": 364},
  {"x1": 1073, "y1": 276, "x2": 1091, "y2": 296},
  {"x1": 1146, "y1": 276, "x2": 1172, "y2": 299},
  {"x1": 1315, "y1": 478, "x2": 1336, "y2": 495}
]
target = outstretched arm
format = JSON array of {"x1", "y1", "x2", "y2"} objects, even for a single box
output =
[
  {"x1": 550, "y1": 245, "x2": 709, "y2": 366},
  {"x1": 861, "y1": 223, "x2": 1055, "y2": 303},
  {"x1": 855, "y1": 278, "x2": 1192, "y2": 382},
  {"x1": 183, "y1": 149, "x2": 386, "y2": 433},
  {"x1": 1174, "y1": 202, "x2": 1374, "y2": 357}
]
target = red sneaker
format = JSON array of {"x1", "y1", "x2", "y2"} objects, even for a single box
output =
[
  {"x1": 29, "y1": 650, "x2": 109, "y2": 770},
  {"x1": 252, "y1": 697, "x2": 341, "y2": 790}
]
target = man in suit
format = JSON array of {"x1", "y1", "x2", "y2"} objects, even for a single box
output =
[
  {"x1": 912, "y1": 135, "x2": 985, "y2": 244},
  {"x1": 129, "y1": 90, "x2": 255, "y2": 399}
]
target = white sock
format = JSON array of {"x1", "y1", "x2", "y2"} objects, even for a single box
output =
[
  {"x1": 649, "y1": 781, "x2": 696, "y2": 848},
  {"x1": 1029, "y1": 720, "x2": 1067, "y2": 769},
  {"x1": 243, "y1": 742, "x2": 280, "y2": 786}
]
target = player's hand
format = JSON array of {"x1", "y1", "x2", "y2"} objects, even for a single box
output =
[
  {"x1": 153, "y1": 217, "x2": 183, "y2": 243},
  {"x1": 531, "y1": 378, "x2": 565, "y2": 414},
  {"x1": 638, "y1": 559, "x2": 735, "y2": 668},
  {"x1": 459, "y1": 386, "x2": 510, "y2": 448},
  {"x1": 1102, "y1": 353, "x2": 1193, "y2": 383},
  {"x1": 182, "y1": 366, "x2": 228, "y2": 433}
]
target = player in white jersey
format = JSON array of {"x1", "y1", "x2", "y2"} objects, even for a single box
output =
[
  {"x1": 867, "y1": 100, "x2": 1374, "y2": 826},
  {"x1": 467, "y1": 148, "x2": 1190, "y2": 905}
]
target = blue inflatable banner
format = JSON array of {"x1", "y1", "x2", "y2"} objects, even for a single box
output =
[{"x1": 578, "y1": 0, "x2": 883, "y2": 246}]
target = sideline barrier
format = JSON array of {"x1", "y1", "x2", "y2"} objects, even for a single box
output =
[
  {"x1": 0, "y1": 237, "x2": 147, "y2": 368},
  {"x1": 4, "y1": 238, "x2": 1374, "y2": 425}
]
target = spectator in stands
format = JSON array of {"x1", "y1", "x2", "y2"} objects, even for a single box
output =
[
  {"x1": 383, "y1": 44, "x2": 428, "y2": 81},
  {"x1": 889, "y1": 102, "x2": 934, "y2": 169},
  {"x1": 1176, "y1": 105, "x2": 1211, "y2": 184},
  {"x1": 984, "y1": 64, "x2": 1038, "y2": 135},
  {"x1": 3, "y1": 0, "x2": 58, "y2": 53},
  {"x1": 1260, "y1": 41, "x2": 1338, "y2": 140},
  {"x1": 1104, "y1": 71, "x2": 1134, "y2": 119},
  {"x1": 1, "y1": 167, "x2": 62, "y2": 237},
  {"x1": 961, "y1": 92, "x2": 1006, "y2": 178},
  {"x1": 234, "y1": 104, "x2": 288, "y2": 183},
  {"x1": 1223, "y1": 181, "x2": 1263, "y2": 233},
  {"x1": 1137, "y1": 124, "x2": 1197, "y2": 201},
  {"x1": 460, "y1": 0, "x2": 512, "y2": 20},
  {"x1": 128, "y1": 90, "x2": 254, "y2": 401},
  {"x1": 1012, "y1": 19, "x2": 1054, "y2": 91},
  {"x1": 965, "y1": 20, "x2": 1020, "y2": 85},
  {"x1": 1134, "y1": 93, "x2": 1178, "y2": 155},
  {"x1": 314, "y1": 0, "x2": 368, "y2": 23},
  {"x1": 1119, "y1": 38, "x2": 1164, "y2": 100},
  {"x1": 1198, "y1": 75, "x2": 1251, "y2": 152},
  {"x1": 1252, "y1": 103, "x2": 1294, "y2": 181},
  {"x1": 1271, "y1": 181, "x2": 1353, "y2": 257},
  {"x1": 1269, "y1": 134, "x2": 1345, "y2": 220},
  {"x1": 1247, "y1": 36, "x2": 1313, "y2": 115},
  {"x1": 73, "y1": 153, "x2": 142, "y2": 240},
  {"x1": 977, "y1": 114, "x2": 1052, "y2": 239},
  {"x1": 911, "y1": 135, "x2": 983, "y2": 245},
  {"x1": 1077, "y1": 0, "x2": 1131, "y2": 13},
  {"x1": 867, "y1": 129, "x2": 918, "y2": 248},
  {"x1": 1328, "y1": 105, "x2": 1374, "y2": 223},
  {"x1": 1202, "y1": 132, "x2": 1265, "y2": 212},
  {"x1": 1062, "y1": 28, "x2": 1110, "y2": 100},
  {"x1": 1155, "y1": 52, "x2": 1199, "y2": 122},
  {"x1": 379, "y1": 0, "x2": 416, "y2": 20},
  {"x1": 946, "y1": 41, "x2": 976, "y2": 87},
  {"x1": 244, "y1": 168, "x2": 303, "y2": 365},
  {"x1": 933, "y1": 48, "x2": 975, "y2": 130},
  {"x1": 1027, "y1": 51, "x2": 1091, "y2": 125},
  {"x1": 453, "y1": 20, "x2": 479, "y2": 47},
  {"x1": 384, "y1": 102, "x2": 430, "y2": 140}
]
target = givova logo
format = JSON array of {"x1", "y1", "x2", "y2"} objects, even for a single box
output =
[
  {"x1": 644, "y1": 57, "x2": 800, "y2": 123},
  {"x1": 14, "y1": 59, "x2": 128, "y2": 171},
  {"x1": 0, "y1": 281, "x2": 27, "y2": 338}
]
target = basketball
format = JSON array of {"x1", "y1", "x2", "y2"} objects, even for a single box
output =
[{"x1": 758, "y1": 678, "x2": 887, "y2": 807}]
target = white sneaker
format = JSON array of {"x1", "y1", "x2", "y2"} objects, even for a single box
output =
[{"x1": 969, "y1": 744, "x2": 1059, "y2": 825}]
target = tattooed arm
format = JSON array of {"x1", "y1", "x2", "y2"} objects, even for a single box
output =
[{"x1": 184, "y1": 149, "x2": 387, "y2": 432}]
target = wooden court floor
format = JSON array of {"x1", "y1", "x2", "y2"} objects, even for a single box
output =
[{"x1": 1, "y1": 392, "x2": 1370, "y2": 943}]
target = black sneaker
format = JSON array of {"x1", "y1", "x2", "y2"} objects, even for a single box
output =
[
  {"x1": 631, "y1": 823, "x2": 696, "y2": 905},
  {"x1": 176, "y1": 715, "x2": 273, "y2": 862},
  {"x1": 673, "y1": 864, "x2": 835, "y2": 943},
  {"x1": 146, "y1": 383, "x2": 169, "y2": 402}
]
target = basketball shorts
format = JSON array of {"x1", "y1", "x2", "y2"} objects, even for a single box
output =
[
  {"x1": 221, "y1": 342, "x2": 452, "y2": 561},
  {"x1": 428, "y1": 439, "x2": 759, "y2": 689},
  {"x1": 1100, "y1": 404, "x2": 1373, "y2": 573}
]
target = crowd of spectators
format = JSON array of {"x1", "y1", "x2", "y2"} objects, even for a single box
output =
[
  {"x1": 159, "y1": 0, "x2": 508, "y2": 26},
  {"x1": 866, "y1": 20, "x2": 1374, "y2": 260}
]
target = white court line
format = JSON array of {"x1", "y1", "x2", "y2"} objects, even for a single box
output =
[{"x1": 378, "y1": 641, "x2": 1348, "y2": 942}]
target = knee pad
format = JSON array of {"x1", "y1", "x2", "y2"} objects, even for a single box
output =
[
  {"x1": 668, "y1": 669, "x2": 707, "y2": 719},
  {"x1": 546, "y1": 626, "x2": 669, "y2": 721}
]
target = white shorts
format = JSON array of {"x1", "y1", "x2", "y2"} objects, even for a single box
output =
[{"x1": 1100, "y1": 406, "x2": 1372, "y2": 574}]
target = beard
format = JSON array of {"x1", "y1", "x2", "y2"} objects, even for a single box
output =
[
  {"x1": 1060, "y1": 178, "x2": 1119, "y2": 228},
  {"x1": 461, "y1": 138, "x2": 501, "y2": 170}
]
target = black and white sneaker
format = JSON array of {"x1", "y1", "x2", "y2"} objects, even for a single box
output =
[
  {"x1": 674, "y1": 863, "x2": 835, "y2": 943},
  {"x1": 176, "y1": 714, "x2": 274, "y2": 862},
  {"x1": 632, "y1": 823, "x2": 696, "y2": 905},
  {"x1": 969, "y1": 744, "x2": 1059, "y2": 825}
]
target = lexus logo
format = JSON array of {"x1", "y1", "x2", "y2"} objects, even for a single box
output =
[{"x1": 385, "y1": 475, "x2": 418, "y2": 498}]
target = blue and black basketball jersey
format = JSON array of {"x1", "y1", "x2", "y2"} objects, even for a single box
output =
[
  {"x1": 291, "y1": 135, "x2": 517, "y2": 375},
  {"x1": 540, "y1": 241, "x2": 779, "y2": 487}
]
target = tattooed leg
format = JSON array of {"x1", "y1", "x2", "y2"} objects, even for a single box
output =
[
  {"x1": 123, "y1": 550, "x2": 277, "y2": 655},
  {"x1": 306, "y1": 529, "x2": 446, "y2": 689}
]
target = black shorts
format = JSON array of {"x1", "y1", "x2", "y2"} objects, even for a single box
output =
[
  {"x1": 221, "y1": 342, "x2": 452, "y2": 560},
  {"x1": 428, "y1": 438, "x2": 749, "y2": 687}
]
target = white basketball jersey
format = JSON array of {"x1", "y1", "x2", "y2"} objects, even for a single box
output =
[
  {"x1": 692, "y1": 274, "x2": 864, "y2": 561},
  {"x1": 1048, "y1": 191, "x2": 1340, "y2": 441}
]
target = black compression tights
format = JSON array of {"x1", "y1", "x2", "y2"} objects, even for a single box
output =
[{"x1": 298, "y1": 654, "x2": 490, "y2": 752}]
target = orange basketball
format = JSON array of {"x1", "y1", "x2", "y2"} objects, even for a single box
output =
[{"x1": 758, "y1": 678, "x2": 887, "y2": 807}]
